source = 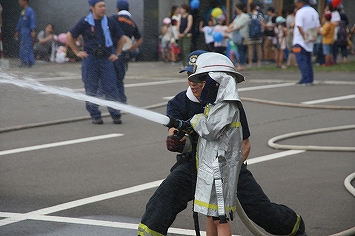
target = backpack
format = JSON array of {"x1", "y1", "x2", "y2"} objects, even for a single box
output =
[
  {"x1": 337, "y1": 20, "x2": 348, "y2": 47},
  {"x1": 248, "y1": 13, "x2": 263, "y2": 39}
]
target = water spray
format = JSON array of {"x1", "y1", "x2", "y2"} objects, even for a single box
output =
[{"x1": 0, "y1": 72, "x2": 170, "y2": 126}]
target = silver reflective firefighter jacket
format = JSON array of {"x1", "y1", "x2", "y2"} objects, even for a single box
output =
[{"x1": 190, "y1": 72, "x2": 243, "y2": 218}]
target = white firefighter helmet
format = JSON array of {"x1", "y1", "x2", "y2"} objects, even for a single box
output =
[{"x1": 188, "y1": 52, "x2": 245, "y2": 84}]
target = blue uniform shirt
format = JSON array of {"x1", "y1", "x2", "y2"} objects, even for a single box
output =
[
  {"x1": 112, "y1": 14, "x2": 142, "y2": 39},
  {"x1": 16, "y1": 6, "x2": 36, "y2": 33},
  {"x1": 70, "y1": 16, "x2": 124, "y2": 56}
]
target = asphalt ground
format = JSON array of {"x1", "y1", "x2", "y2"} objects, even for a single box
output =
[{"x1": 0, "y1": 58, "x2": 354, "y2": 236}]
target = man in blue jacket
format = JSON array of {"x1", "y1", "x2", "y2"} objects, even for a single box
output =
[
  {"x1": 66, "y1": 0, "x2": 125, "y2": 124},
  {"x1": 111, "y1": 0, "x2": 143, "y2": 104},
  {"x1": 14, "y1": 0, "x2": 36, "y2": 67}
]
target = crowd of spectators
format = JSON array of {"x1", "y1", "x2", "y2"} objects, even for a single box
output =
[
  {"x1": 14, "y1": 0, "x2": 355, "y2": 68},
  {"x1": 159, "y1": 1, "x2": 354, "y2": 70}
]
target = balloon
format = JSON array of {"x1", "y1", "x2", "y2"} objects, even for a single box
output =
[
  {"x1": 331, "y1": 0, "x2": 342, "y2": 8},
  {"x1": 190, "y1": 0, "x2": 200, "y2": 10},
  {"x1": 163, "y1": 17, "x2": 171, "y2": 25},
  {"x1": 211, "y1": 7, "x2": 223, "y2": 18},
  {"x1": 57, "y1": 33, "x2": 67, "y2": 44},
  {"x1": 213, "y1": 32, "x2": 223, "y2": 43}
]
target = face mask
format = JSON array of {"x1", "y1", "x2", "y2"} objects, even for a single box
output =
[{"x1": 200, "y1": 73, "x2": 220, "y2": 104}]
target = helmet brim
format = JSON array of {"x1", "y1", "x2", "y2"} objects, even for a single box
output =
[{"x1": 189, "y1": 69, "x2": 245, "y2": 84}]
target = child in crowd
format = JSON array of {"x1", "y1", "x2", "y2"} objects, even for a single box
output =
[
  {"x1": 161, "y1": 17, "x2": 173, "y2": 62},
  {"x1": 213, "y1": 14, "x2": 228, "y2": 55},
  {"x1": 228, "y1": 39, "x2": 239, "y2": 66},
  {"x1": 199, "y1": 18, "x2": 215, "y2": 52},
  {"x1": 319, "y1": 11, "x2": 335, "y2": 66},
  {"x1": 274, "y1": 16, "x2": 287, "y2": 69},
  {"x1": 170, "y1": 18, "x2": 181, "y2": 64}
]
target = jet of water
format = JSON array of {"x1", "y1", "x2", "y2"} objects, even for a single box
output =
[{"x1": 0, "y1": 72, "x2": 170, "y2": 126}]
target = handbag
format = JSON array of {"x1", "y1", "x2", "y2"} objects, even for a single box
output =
[{"x1": 232, "y1": 29, "x2": 243, "y2": 45}]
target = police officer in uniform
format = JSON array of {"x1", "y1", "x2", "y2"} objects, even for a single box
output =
[
  {"x1": 111, "y1": 0, "x2": 143, "y2": 103},
  {"x1": 67, "y1": 0, "x2": 126, "y2": 124}
]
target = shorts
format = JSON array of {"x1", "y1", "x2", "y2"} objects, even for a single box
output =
[
  {"x1": 322, "y1": 44, "x2": 333, "y2": 55},
  {"x1": 171, "y1": 42, "x2": 180, "y2": 54},
  {"x1": 161, "y1": 40, "x2": 170, "y2": 50}
]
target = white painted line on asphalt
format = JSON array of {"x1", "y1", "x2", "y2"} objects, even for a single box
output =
[
  {"x1": 0, "y1": 133, "x2": 123, "y2": 156},
  {"x1": 0, "y1": 213, "x2": 220, "y2": 236},
  {"x1": 247, "y1": 150, "x2": 305, "y2": 165},
  {"x1": 163, "y1": 96, "x2": 174, "y2": 100},
  {"x1": 41, "y1": 79, "x2": 185, "y2": 94},
  {"x1": 31, "y1": 180, "x2": 164, "y2": 215},
  {"x1": 125, "y1": 80, "x2": 184, "y2": 88},
  {"x1": 36, "y1": 76, "x2": 82, "y2": 82},
  {"x1": 41, "y1": 82, "x2": 295, "y2": 94},
  {"x1": 0, "y1": 150, "x2": 304, "y2": 234},
  {"x1": 0, "y1": 180, "x2": 163, "y2": 227},
  {"x1": 161, "y1": 83, "x2": 296, "y2": 101},
  {"x1": 301, "y1": 94, "x2": 355, "y2": 105},
  {"x1": 237, "y1": 83, "x2": 295, "y2": 91}
]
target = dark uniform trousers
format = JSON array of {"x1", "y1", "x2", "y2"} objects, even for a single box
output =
[{"x1": 138, "y1": 158, "x2": 299, "y2": 236}]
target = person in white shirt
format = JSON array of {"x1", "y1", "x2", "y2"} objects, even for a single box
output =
[
  {"x1": 199, "y1": 18, "x2": 215, "y2": 52},
  {"x1": 292, "y1": 0, "x2": 320, "y2": 85}
]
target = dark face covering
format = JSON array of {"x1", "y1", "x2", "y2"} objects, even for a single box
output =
[{"x1": 200, "y1": 74, "x2": 220, "y2": 104}]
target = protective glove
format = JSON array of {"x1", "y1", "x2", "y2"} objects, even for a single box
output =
[
  {"x1": 165, "y1": 116, "x2": 192, "y2": 133},
  {"x1": 166, "y1": 132, "x2": 186, "y2": 153}
]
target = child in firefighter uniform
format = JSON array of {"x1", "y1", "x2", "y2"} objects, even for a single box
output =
[{"x1": 188, "y1": 52, "x2": 245, "y2": 235}]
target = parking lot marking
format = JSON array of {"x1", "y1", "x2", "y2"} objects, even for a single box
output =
[
  {"x1": 162, "y1": 83, "x2": 295, "y2": 101},
  {"x1": 30, "y1": 180, "x2": 164, "y2": 216},
  {"x1": 238, "y1": 83, "x2": 295, "y2": 91},
  {"x1": 0, "y1": 180, "x2": 163, "y2": 227},
  {"x1": 301, "y1": 94, "x2": 355, "y2": 105},
  {"x1": 125, "y1": 80, "x2": 184, "y2": 88},
  {"x1": 247, "y1": 150, "x2": 305, "y2": 165},
  {"x1": 0, "y1": 133, "x2": 123, "y2": 156},
  {"x1": 42, "y1": 82, "x2": 295, "y2": 94},
  {"x1": 41, "y1": 79, "x2": 185, "y2": 94},
  {"x1": 0, "y1": 150, "x2": 303, "y2": 234},
  {"x1": 36, "y1": 76, "x2": 82, "y2": 82},
  {"x1": 0, "y1": 213, "x2": 217, "y2": 235}
]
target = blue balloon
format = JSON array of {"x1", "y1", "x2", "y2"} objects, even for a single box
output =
[
  {"x1": 213, "y1": 32, "x2": 223, "y2": 42},
  {"x1": 190, "y1": 0, "x2": 200, "y2": 10}
]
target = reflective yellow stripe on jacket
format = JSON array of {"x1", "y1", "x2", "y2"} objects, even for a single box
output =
[{"x1": 194, "y1": 199, "x2": 237, "y2": 212}]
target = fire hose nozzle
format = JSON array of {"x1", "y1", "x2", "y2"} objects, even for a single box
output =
[{"x1": 165, "y1": 116, "x2": 192, "y2": 133}]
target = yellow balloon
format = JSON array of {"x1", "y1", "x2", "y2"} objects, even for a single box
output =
[{"x1": 211, "y1": 7, "x2": 223, "y2": 18}]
